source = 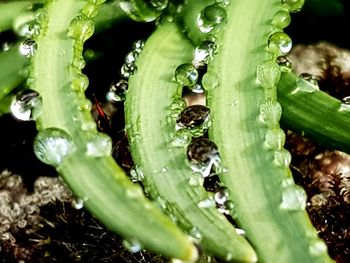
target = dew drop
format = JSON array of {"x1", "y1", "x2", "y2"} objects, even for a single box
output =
[
  {"x1": 339, "y1": 96, "x2": 350, "y2": 112},
  {"x1": 214, "y1": 187, "x2": 229, "y2": 205},
  {"x1": 10, "y1": 89, "x2": 42, "y2": 121},
  {"x1": 72, "y1": 56, "x2": 86, "y2": 70},
  {"x1": 280, "y1": 180, "x2": 307, "y2": 211},
  {"x1": 192, "y1": 40, "x2": 217, "y2": 68},
  {"x1": 202, "y1": 71, "x2": 219, "y2": 90},
  {"x1": 175, "y1": 63, "x2": 198, "y2": 86},
  {"x1": 71, "y1": 197, "x2": 84, "y2": 209},
  {"x1": 256, "y1": 61, "x2": 281, "y2": 88},
  {"x1": 197, "y1": 4, "x2": 227, "y2": 34},
  {"x1": 132, "y1": 40, "x2": 145, "y2": 53},
  {"x1": 19, "y1": 39, "x2": 37, "y2": 57},
  {"x1": 120, "y1": 62, "x2": 137, "y2": 78},
  {"x1": 282, "y1": 0, "x2": 305, "y2": 13},
  {"x1": 150, "y1": 0, "x2": 168, "y2": 11},
  {"x1": 188, "y1": 227, "x2": 202, "y2": 242},
  {"x1": 15, "y1": 20, "x2": 41, "y2": 37},
  {"x1": 68, "y1": 15, "x2": 95, "y2": 42},
  {"x1": 71, "y1": 73, "x2": 89, "y2": 92},
  {"x1": 82, "y1": 3, "x2": 98, "y2": 18},
  {"x1": 125, "y1": 50, "x2": 139, "y2": 64},
  {"x1": 217, "y1": 200, "x2": 235, "y2": 215},
  {"x1": 276, "y1": 56, "x2": 292, "y2": 72},
  {"x1": 309, "y1": 239, "x2": 328, "y2": 256},
  {"x1": 274, "y1": 149, "x2": 292, "y2": 167},
  {"x1": 264, "y1": 129, "x2": 286, "y2": 150},
  {"x1": 122, "y1": 237, "x2": 142, "y2": 253},
  {"x1": 86, "y1": 133, "x2": 112, "y2": 157},
  {"x1": 33, "y1": 128, "x2": 75, "y2": 167},
  {"x1": 268, "y1": 32, "x2": 292, "y2": 56},
  {"x1": 198, "y1": 196, "x2": 216, "y2": 208},
  {"x1": 176, "y1": 105, "x2": 210, "y2": 129},
  {"x1": 272, "y1": 10, "x2": 291, "y2": 29},
  {"x1": 129, "y1": 165, "x2": 144, "y2": 182},
  {"x1": 259, "y1": 100, "x2": 282, "y2": 127},
  {"x1": 292, "y1": 73, "x2": 319, "y2": 94},
  {"x1": 170, "y1": 129, "x2": 192, "y2": 148},
  {"x1": 189, "y1": 84, "x2": 205, "y2": 94},
  {"x1": 216, "y1": 0, "x2": 230, "y2": 7},
  {"x1": 106, "y1": 80, "x2": 128, "y2": 102},
  {"x1": 187, "y1": 137, "x2": 219, "y2": 165}
]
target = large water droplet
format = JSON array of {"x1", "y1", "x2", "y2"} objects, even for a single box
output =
[
  {"x1": 292, "y1": 73, "x2": 319, "y2": 94},
  {"x1": 274, "y1": 149, "x2": 292, "y2": 167},
  {"x1": 272, "y1": 10, "x2": 291, "y2": 29},
  {"x1": 197, "y1": 4, "x2": 227, "y2": 34},
  {"x1": 19, "y1": 39, "x2": 37, "y2": 57},
  {"x1": 259, "y1": 100, "x2": 282, "y2": 128},
  {"x1": 33, "y1": 128, "x2": 75, "y2": 167},
  {"x1": 86, "y1": 133, "x2": 112, "y2": 157},
  {"x1": 122, "y1": 237, "x2": 142, "y2": 253},
  {"x1": 309, "y1": 239, "x2": 328, "y2": 256},
  {"x1": 276, "y1": 56, "x2": 292, "y2": 72},
  {"x1": 282, "y1": 0, "x2": 305, "y2": 13},
  {"x1": 175, "y1": 63, "x2": 198, "y2": 86},
  {"x1": 176, "y1": 105, "x2": 210, "y2": 129},
  {"x1": 280, "y1": 179, "x2": 307, "y2": 211},
  {"x1": 256, "y1": 61, "x2": 281, "y2": 88},
  {"x1": 71, "y1": 72, "x2": 89, "y2": 92},
  {"x1": 120, "y1": 62, "x2": 137, "y2": 78},
  {"x1": 68, "y1": 15, "x2": 95, "y2": 42},
  {"x1": 192, "y1": 40, "x2": 217, "y2": 68},
  {"x1": 106, "y1": 80, "x2": 128, "y2": 102},
  {"x1": 268, "y1": 32, "x2": 292, "y2": 56},
  {"x1": 129, "y1": 165, "x2": 144, "y2": 182},
  {"x1": 10, "y1": 89, "x2": 42, "y2": 121}
]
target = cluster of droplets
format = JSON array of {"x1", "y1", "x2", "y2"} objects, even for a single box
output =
[
  {"x1": 106, "y1": 40, "x2": 145, "y2": 103},
  {"x1": 256, "y1": 1, "x2": 310, "y2": 213}
]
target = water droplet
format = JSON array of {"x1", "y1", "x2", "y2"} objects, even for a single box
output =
[
  {"x1": 86, "y1": 133, "x2": 112, "y2": 157},
  {"x1": 197, "y1": 4, "x2": 227, "y2": 34},
  {"x1": 235, "y1": 228, "x2": 246, "y2": 235},
  {"x1": 276, "y1": 56, "x2": 292, "y2": 72},
  {"x1": 71, "y1": 197, "x2": 84, "y2": 209},
  {"x1": 15, "y1": 20, "x2": 41, "y2": 37},
  {"x1": 259, "y1": 101, "x2": 282, "y2": 127},
  {"x1": 150, "y1": 0, "x2": 168, "y2": 11},
  {"x1": 216, "y1": 0, "x2": 230, "y2": 7},
  {"x1": 198, "y1": 196, "x2": 216, "y2": 208},
  {"x1": 274, "y1": 149, "x2": 292, "y2": 167},
  {"x1": 202, "y1": 71, "x2": 219, "y2": 90},
  {"x1": 268, "y1": 32, "x2": 292, "y2": 56},
  {"x1": 292, "y1": 73, "x2": 319, "y2": 94},
  {"x1": 122, "y1": 237, "x2": 142, "y2": 253},
  {"x1": 120, "y1": 62, "x2": 137, "y2": 78},
  {"x1": 339, "y1": 96, "x2": 350, "y2": 112},
  {"x1": 217, "y1": 200, "x2": 235, "y2": 215},
  {"x1": 71, "y1": 73, "x2": 89, "y2": 92},
  {"x1": 192, "y1": 40, "x2": 217, "y2": 68},
  {"x1": 175, "y1": 63, "x2": 198, "y2": 86},
  {"x1": 256, "y1": 61, "x2": 281, "y2": 88},
  {"x1": 82, "y1": 3, "x2": 98, "y2": 18},
  {"x1": 106, "y1": 80, "x2": 128, "y2": 102},
  {"x1": 187, "y1": 137, "x2": 219, "y2": 165},
  {"x1": 19, "y1": 39, "x2": 37, "y2": 57},
  {"x1": 189, "y1": 84, "x2": 205, "y2": 94},
  {"x1": 72, "y1": 56, "x2": 86, "y2": 69},
  {"x1": 214, "y1": 187, "x2": 229, "y2": 205},
  {"x1": 125, "y1": 50, "x2": 139, "y2": 64},
  {"x1": 188, "y1": 227, "x2": 202, "y2": 242},
  {"x1": 129, "y1": 165, "x2": 144, "y2": 182},
  {"x1": 11, "y1": 89, "x2": 42, "y2": 121},
  {"x1": 33, "y1": 128, "x2": 75, "y2": 167},
  {"x1": 280, "y1": 181, "x2": 307, "y2": 211},
  {"x1": 264, "y1": 129, "x2": 286, "y2": 150},
  {"x1": 272, "y1": 10, "x2": 291, "y2": 29},
  {"x1": 132, "y1": 40, "x2": 145, "y2": 53},
  {"x1": 282, "y1": 0, "x2": 305, "y2": 13},
  {"x1": 68, "y1": 15, "x2": 95, "y2": 42},
  {"x1": 309, "y1": 239, "x2": 328, "y2": 256},
  {"x1": 176, "y1": 105, "x2": 210, "y2": 129},
  {"x1": 170, "y1": 129, "x2": 192, "y2": 147}
]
